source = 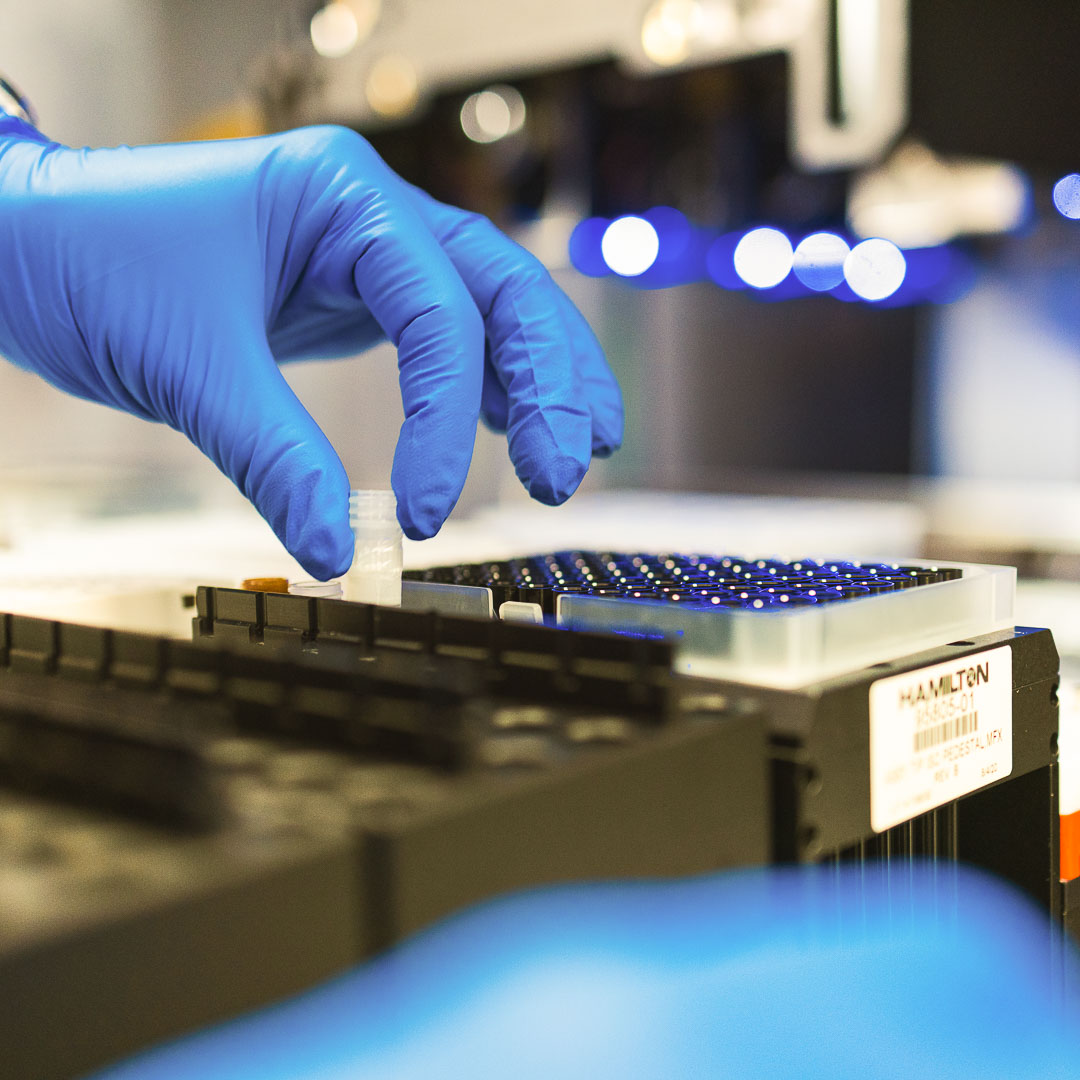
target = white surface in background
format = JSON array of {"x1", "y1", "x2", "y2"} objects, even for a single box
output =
[
  {"x1": 0, "y1": 489, "x2": 926, "y2": 636},
  {"x1": 3, "y1": 0, "x2": 165, "y2": 146},
  {"x1": 927, "y1": 271, "x2": 1080, "y2": 484},
  {"x1": 0, "y1": 504, "x2": 300, "y2": 636},
  {"x1": 409, "y1": 490, "x2": 926, "y2": 567},
  {"x1": 1016, "y1": 581, "x2": 1080, "y2": 657},
  {"x1": 926, "y1": 478, "x2": 1080, "y2": 553},
  {"x1": 1059, "y1": 676, "x2": 1080, "y2": 818},
  {"x1": 1015, "y1": 580, "x2": 1080, "y2": 818}
]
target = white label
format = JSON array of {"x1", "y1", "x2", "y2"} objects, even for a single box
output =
[
  {"x1": 1057, "y1": 677, "x2": 1080, "y2": 816},
  {"x1": 869, "y1": 645, "x2": 1013, "y2": 832}
]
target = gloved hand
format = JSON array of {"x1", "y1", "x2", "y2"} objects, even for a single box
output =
[{"x1": 0, "y1": 116, "x2": 623, "y2": 579}]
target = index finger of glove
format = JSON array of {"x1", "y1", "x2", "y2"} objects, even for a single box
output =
[{"x1": 307, "y1": 131, "x2": 485, "y2": 539}]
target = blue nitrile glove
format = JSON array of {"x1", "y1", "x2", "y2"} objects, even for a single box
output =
[
  {"x1": 91, "y1": 865, "x2": 1080, "y2": 1080},
  {"x1": 0, "y1": 116, "x2": 623, "y2": 578}
]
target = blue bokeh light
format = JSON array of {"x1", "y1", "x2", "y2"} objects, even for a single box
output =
[
  {"x1": 733, "y1": 228, "x2": 793, "y2": 289},
  {"x1": 644, "y1": 206, "x2": 693, "y2": 262},
  {"x1": 844, "y1": 238, "x2": 906, "y2": 301},
  {"x1": 751, "y1": 273, "x2": 813, "y2": 302},
  {"x1": 570, "y1": 212, "x2": 974, "y2": 308},
  {"x1": 1053, "y1": 174, "x2": 1080, "y2": 219},
  {"x1": 705, "y1": 232, "x2": 747, "y2": 290},
  {"x1": 827, "y1": 279, "x2": 861, "y2": 303},
  {"x1": 634, "y1": 206, "x2": 706, "y2": 288},
  {"x1": 897, "y1": 244, "x2": 954, "y2": 293},
  {"x1": 872, "y1": 245, "x2": 977, "y2": 308},
  {"x1": 568, "y1": 217, "x2": 610, "y2": 277},
  {"x1": 792, "y1": 232, "x2": 850, "y2": 291}
]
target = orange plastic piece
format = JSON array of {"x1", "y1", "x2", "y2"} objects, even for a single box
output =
[
  {"x1": 241, "y1": 577, "x2": 289, "y2": 594},
  {"x1": 1061, "y1": 810, "x2": 1080, "y2": 882}
]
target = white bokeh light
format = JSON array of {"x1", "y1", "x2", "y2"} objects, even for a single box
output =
[
  {"x1": 601, "y1": 217, "x2": 661, "y2": 277},
  {"x1": 365, "y1": 54, "x2": 419, "y2": 117},
  {"x1": 310, "y1": 2, "x2": 360, "y2": 58},
  {"x1": 1053, "y1": 174, "x2": 1080, "y2": 220},
  {"x1": 733, "y1": 228, "x2": 793, "y2": 289},
  {"x1": 793, "y1": 232, "x2": 850, "y2": 291},
  {"x1": 844, "y1": 238, "x2": 906, "y2": 300},
  {"x1": 641, "y1": 0, "x2": 700, "y2": 65},
  {"x1": 460, "y1": 86, "x2": 526, "y2": 144}
]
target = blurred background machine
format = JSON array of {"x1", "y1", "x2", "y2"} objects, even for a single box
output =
[
  {"x1": 3, "y1": 0, "x2": 1079, "y2": 500},
  {"x1": 4, "y1": 3, "x2": 1080, "y2": 1074}
]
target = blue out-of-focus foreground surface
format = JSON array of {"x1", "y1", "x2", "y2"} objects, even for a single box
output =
[{"x1": 90, "y1": 863, "x2": 1080, "y2": 1080}]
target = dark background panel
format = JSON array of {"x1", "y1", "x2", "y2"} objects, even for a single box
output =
[{"x1": 910, "y1": 0, "x2": 1080, "y2": 173}]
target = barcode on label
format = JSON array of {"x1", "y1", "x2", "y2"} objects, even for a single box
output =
[{"x1": 914, "y1": 711, "x2": 978, "y2": 752}]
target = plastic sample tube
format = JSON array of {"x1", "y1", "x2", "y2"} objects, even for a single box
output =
[
  {"x1": 288, "y1": 580, "x2": 343, "y2": 599},
  {"x1": 345, "y1": 489, "x2": 403, "y2": 606}
]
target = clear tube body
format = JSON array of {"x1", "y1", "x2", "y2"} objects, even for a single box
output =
[
  {"x1": 344, "y1": 489, "x2": 402, "y2": 606},
  {"x1": 288, "y1": 579, "x2": 343, "y2": 599}
]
